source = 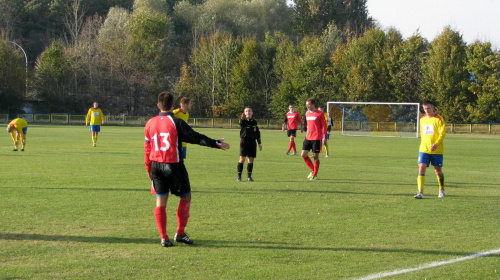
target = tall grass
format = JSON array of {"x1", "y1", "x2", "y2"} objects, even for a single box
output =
[{"x1": 1, "y1": 125, "x2": 499, "y2": 279}]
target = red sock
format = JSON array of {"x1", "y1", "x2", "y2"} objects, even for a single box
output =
[
  {"x1": 292, "y1": 141, "x2": 296, "y2": 153},
  {"x1": 313, "y1": 160, "x2": 320, "y2": 176},
  {"x1": 303, "y1": 156, "x2": 314, "y2": 172},
  {"x1": 154, "y1": 206, "x2": 168, "y2": 239},
  {"x1": 287, "y1": 141, "x2": 293, "y2": 152},
  {"x1": 176, "y1": 200, "x2": 191, "y2": 236}
]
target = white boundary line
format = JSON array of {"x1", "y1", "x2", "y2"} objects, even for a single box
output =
[{"x1": 354, "y1": 248, "x2": 500, "y2": 280}]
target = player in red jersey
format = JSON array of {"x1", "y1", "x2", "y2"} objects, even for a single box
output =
[
  {"x1": 144, "y1": 91, "x2": 230, "y2": 247},
  {"x1": 282, "y1": 104, "x2": 302, "y2": 155},
  {"x1": 301, "y1": 98, "x2": 327, "y2": 180}
]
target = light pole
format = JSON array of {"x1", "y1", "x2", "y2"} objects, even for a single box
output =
[{"x1": 3, "y1": 40, "x2": 28, "y2": 93}]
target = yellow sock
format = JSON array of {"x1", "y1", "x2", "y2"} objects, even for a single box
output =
[
  {"x1": 437, "y1": 174, "x2": 444, "y2": 190},
  {"x1": 92, "y1": 136, "x2": 96, "y2": 144},
  {"x1": 324, "y1": 143, "x2": 329, "y2": 154},
  {"x1": 417, "y1": 175, "x2": 425, "y2": 193}
]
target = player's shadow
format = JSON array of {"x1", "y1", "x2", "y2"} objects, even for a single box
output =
[
  {"x1": 0, "y1": 232, "x2": 152, "y2": 244},
  {"x1": 2, "y1": 233, "x2": 498, "y2": 259},
  {"x1": 188, "y1": 239, "x2": 500, "y2": 258}
]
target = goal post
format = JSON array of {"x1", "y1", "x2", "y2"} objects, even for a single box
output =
[{"x1": 327, "y1": 102, "x2": 420, "y2": 138}]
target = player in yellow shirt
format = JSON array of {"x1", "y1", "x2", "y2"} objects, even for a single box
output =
[
  {"x1": 318, "y1": 107, "x2": 332, "y2": 157},
  {"x1": 6, "y1": 118, "x2": 28, "y2": 151},
  {"x1": 414, "y1": 101, "x2": 446, "y2": 199},
  {"x1": 173, "y1": 97, "x2": 192, "y2": 159},
  {"x1": 85, "y1": 101, "x2": 105, "y2": 147}
]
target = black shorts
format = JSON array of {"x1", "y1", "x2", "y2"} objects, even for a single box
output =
[
  {"x1": 151, "y1": 161, "x2": 191, "y2": 197},
  {"x1": 240, "y1": 139, "x2": 257, "y2": 158},
  {"x1": 302, "y1": 140, "x2": 321, "y2": 153},
  {"x1": 287, "y1": 129, "x2": 297, "y2": 137}
]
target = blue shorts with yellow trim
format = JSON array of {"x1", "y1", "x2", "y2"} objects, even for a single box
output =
[
  {"x1": 90, "y1": 125, "x2": 101, "y2": 132},
  {"x1": 418, "y1": 152, "x2": 443, "y2": 167}
]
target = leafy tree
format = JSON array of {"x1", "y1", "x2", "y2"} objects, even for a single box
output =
[
  {"x1": 33, "y1": 41, "x2": 74, "y2": 112},
  {"x1": 328, "y1": 28, "x2": 392, "y2": 102},
  {"x1": 465, "y1": 41, "x2": 500, "y2": 122},
  {"x1": 292, "y1": 0, "x2": 373, "y2": 38},
  {"x1": 421, "y1": 26, "x2": 472, "y2": 122},
  {"x1": 271, "y1": 36, "x2": 329, "y2": 117},
  {"x1": 226, "y1": 39, "x2": 265, "y2": 117},
  {"x1": 186, "y1": 31, "x2": 241, "y2": 117},
  {"x1": 96, "y1": 1, "x2": 172, "y2": 115},
  {"x1": 0, "y1": 40, "x2": 25, "y2": 113},
  {"x1": 386, "y1": 31, "x2": 428, "y2": 102}
]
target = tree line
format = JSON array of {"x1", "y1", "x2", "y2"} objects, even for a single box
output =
[{"x1": 1, "y1": 0, "x2": 499, "y2": 123}]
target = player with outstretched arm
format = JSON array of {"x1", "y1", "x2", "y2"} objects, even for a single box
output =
[
  {"x1": 237, "y1": 107, "x2": 262, "y2": 182},
  {"x1": 144, "y1": 91, "x2": 230, "y2": 247}
]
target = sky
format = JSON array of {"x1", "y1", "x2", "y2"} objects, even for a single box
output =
[{"x1": 366, "y1": 0, "x2": 500, "y2": 50}]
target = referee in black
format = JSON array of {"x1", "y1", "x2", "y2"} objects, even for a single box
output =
[{"x1": 237, "y1": 106, "x2": 262, "y2": 182}]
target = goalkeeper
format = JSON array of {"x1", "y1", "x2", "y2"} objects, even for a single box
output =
[{"x1": 414, "y1": 101, "x2": 446, "y2": 199}]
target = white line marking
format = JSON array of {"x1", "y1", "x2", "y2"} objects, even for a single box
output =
[{"x1": 354, "y1": 248, "x2": 500, "y2": 280}]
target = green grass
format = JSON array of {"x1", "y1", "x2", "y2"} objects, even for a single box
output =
[{"x1": 1, "y1": 125, "x2": 499, "y2": 279}]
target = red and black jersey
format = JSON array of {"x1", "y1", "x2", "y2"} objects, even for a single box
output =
[
  {"x1": 283, "y1": 111, "x2": 302, "y2": 130},
  {"x1": 304, "y1": 110, "x2": 327, "y2": 141},
  {"x1": 144, "y1": 112, "x2": 221, "y2": 173}
]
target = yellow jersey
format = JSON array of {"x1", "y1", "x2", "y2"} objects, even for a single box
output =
[
  {"x1": 419, "y1": 114, "x2": 445, "y2": 154},
  {"x1": 8, "y1": 118, "x2": 28, "y2": 141},
  {"x1": 173, "y1": 108, "x2": 190, "y2": 147},
  {"x1": 86, "y1": 107, "x2": 104, "y2": 125}
]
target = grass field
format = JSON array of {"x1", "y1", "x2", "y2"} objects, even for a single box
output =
[{"x1": 1, "y1": 125, "x2": 499, "y2": 279}]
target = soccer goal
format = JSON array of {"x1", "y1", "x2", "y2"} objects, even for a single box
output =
[{"x1": 327, "y1": 102, "x2": 420, "y2": 138}]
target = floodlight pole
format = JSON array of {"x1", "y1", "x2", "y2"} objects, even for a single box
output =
[{"x1": 4, "y1": 40, "x2": 28, "y2": 93}]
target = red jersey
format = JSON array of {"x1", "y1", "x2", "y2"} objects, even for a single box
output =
[
  {"x1": 305, "y1": 110, "x2": 326, "y2": 141},
  {"x1": 144, "y1": 114, "x2": 181, "y2": 169},
  {"x1": 284, "y1": 111, "x2": 302, "y2": 130},
  {"x1": 144, "y1": 112, "x2": 221, "y2": 174}
]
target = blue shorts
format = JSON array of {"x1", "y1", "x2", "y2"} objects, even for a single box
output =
[
  {"x1": 181, "y1": 147, "x2": 187, "y2": 159},
  {"x1": 90, "y1": 125, "x2": 101, "y2": 132},
  {"x1": 22, "y1": 127, "x2": 28, "y2": 133},
  {"x1": 418, "y1": 152, "x2": 443, "y2": 167}
]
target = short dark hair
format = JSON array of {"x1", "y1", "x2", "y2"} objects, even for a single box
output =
[
  {"x1": 158, "y1": 91, "x2": 174, "y2": 111},
  {"x1": 423, "y1": 100, "x2": 434, "y2": 106},
  {"x1": 180, "y1": 97, "x2": 191, "y2": 106},
  {"x1": 306, "y1": 98, "x2": 316, "y2": 106}
]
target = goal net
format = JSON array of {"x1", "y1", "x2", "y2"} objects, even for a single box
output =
[{"x1": 327, "y1": 102, "x2": 420, "y2": 138}]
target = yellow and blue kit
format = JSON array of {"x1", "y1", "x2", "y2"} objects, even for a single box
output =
[
  {"x1": 419, "y1": 114, "x2": 445, "y2": 154},
  {"x1": 7, "y1": 118, "x2": 28, "y2": 149},
  {"x1": 86, "y1": 107, "x2": 104, "y2": 126}
]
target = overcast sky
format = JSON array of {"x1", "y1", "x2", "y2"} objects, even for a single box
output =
[{"x1": 366, "y1": 0, "x2": 500, "y2": 50}]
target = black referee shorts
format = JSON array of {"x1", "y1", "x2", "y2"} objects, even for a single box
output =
[{"x1": 240, "y1": 139, "x2": 257, "y2": 158}]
